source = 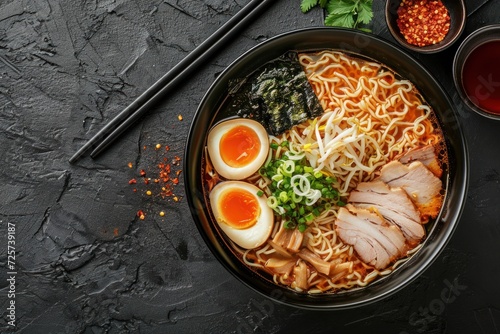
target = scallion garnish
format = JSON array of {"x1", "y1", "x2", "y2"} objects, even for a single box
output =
[{"x1": 261, "y1": 145, "x2": 344, "y2": 232}]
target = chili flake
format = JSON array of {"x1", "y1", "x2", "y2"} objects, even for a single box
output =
[
  {"x1": 396, "y1": 0, "x2": 450, "y2": 47},
  {"x1": 127, "y1": 142, "x2": 183, "y2": 221}
]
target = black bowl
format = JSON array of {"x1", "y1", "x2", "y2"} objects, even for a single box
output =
[
  {"x1": 453, "y1": 24, "x2": 500, "y2": 120},
  {"x1": 184, "y1": 27, "x2": 468, "y2": 309},
  {"x1": 385, "y1": 0, "x2": 466, "y2": 54}
]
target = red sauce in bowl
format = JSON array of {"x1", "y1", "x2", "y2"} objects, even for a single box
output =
[{"x1": 462, "y1": 40, "x2": 500, "y2": 115}]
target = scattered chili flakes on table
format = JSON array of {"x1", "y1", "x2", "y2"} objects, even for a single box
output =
[
  {"x1": 396, "y1": 0, "x2": 451, "y2": 47},
  {"x1": 137, "y1": 210, "x2": 146, "y2": 220},
  {"x1": 127, "y1": 142, "x2": 183, "y2": 221}
]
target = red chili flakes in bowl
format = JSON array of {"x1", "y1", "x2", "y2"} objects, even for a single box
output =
[{"x1": 397, "y1": 0, "x2": 451, "y2": 47}]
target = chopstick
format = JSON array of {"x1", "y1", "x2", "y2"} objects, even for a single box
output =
[{"x1": 69, "y1": 0, "x2": 274, "y2": 163}]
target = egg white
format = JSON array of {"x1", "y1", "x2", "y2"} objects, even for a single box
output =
[
  {"x1": 209, "y1": 181, "x2": 274, "y2": 249},
  {"x1": 207, "y1": 118, "x2": 269, "y2": 180}
]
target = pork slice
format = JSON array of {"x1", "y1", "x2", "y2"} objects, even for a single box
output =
[
  {"x1": 348, "y1": 181, "x2": 425, "y2": 244},
  {"x1": 398, "y1": 145, "x2": 442, "y2": 177},
  {"x1": 345, "y1": 205, "x2": 407, "y2": 255},
  {"x1": 379, "y1": 160, "x2": 443, "y2": 220},
  {"x1": 336, "y1": 227, "x2": 390, "y2": 269},
  {"x1": 335, "y1": 206, "x2": 407, "y2": 269}
]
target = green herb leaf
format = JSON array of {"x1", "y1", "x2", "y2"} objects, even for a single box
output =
[
  {"x1": 319, "y1": 0, "x2": 329, "y2": 8},
  {"x1": 325, "y1": 11, "x2": 355, "y2": 28},
  {"x1": 327, "y1": 0, "x2": 356, "y2": 15},
  {"x1": 301, "y1": 0, "x2": 319, "y2": 13},
  {"x1": 302, "y1": 0, "x2": 373, "y2": 30},
  {"x1": 357, "y1": 0, "x2": 373, "y2": 24}
]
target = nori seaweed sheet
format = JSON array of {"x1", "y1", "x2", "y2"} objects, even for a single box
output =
[{"x1": 226, "y1": 52, "x2": 324, "y2": 136}]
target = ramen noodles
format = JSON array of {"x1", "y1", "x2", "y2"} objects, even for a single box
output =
[{"x1": 204, "y1": 50, "x2": 447, "y2": 294}]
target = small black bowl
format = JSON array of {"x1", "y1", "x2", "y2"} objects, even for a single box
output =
[
  {"x1": 453, "y1": 24, "x2": 500, "y2": 120},
  {"x1": 385, "y1": 0, "x2": 466, "y2": 53}
]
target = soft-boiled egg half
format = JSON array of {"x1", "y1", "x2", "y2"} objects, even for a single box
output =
[
  {"x1": 209, "y1": 181, "x2": 273, "y2": 249},
  {"x1": 207, "y1": 118, "x2": 269, "y2": 180}
]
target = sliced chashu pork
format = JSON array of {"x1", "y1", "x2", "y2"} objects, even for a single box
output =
[
  {"x1": 335, "y1": 205, "x2": 407, "y2": 270},
  {"x1": 379, "y1": 160, "x2": 443, "y2": 221},
  {"x1": 348, "y1": 180, "x2": 424, "y2": 245},
  {"x1": 397, "y1": 144, "x2": 442, "y2": 177}
]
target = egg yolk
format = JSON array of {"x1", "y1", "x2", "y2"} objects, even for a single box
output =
[
  {"x1": 218, "y1": 188, "x2": 260, "y2": 229},
  {"x1": 219, "y1": 125, "x2": 261, "y2": 168}
]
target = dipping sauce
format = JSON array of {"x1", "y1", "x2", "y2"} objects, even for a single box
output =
[
  {"x1": 397, "y1": 0, "x2": 451, "y2": 47},
  {"x1": 462, "y1": 40, "x2": 500, "y2": 114}
]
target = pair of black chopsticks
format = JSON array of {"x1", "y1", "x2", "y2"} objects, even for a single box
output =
[{"x1": 69, "y1": 0, "x2": 274, "y2": 164}]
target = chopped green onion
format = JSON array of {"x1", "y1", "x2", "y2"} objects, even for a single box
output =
[
  {"x1": 261, "y1": 145, "x2": 344, "y2": 233},
  {"x1": 267, "y1": 196, "x2": 278, "y2": 209},
  {"x1": 271, "y1": 174, "x2": 283, "y2": 182}
]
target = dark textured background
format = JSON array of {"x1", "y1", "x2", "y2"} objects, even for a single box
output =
[{"x1": 1, "y1": 0, "x2": 499, "y2": 333}]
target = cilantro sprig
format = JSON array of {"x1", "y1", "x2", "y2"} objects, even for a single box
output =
[{"x1": 301, "y1": 0, "x2": 373, "y2": 31}]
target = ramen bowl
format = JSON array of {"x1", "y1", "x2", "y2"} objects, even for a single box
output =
[
  {"x1": 184, "y1": 27, "x2": 468, "y2": 309},
  {"x1": 385, "y1": 0, "x2": 466, "y2": 53},
  {"x1": 453, "y1": 24, "x2": 500, "y2": 120}
]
